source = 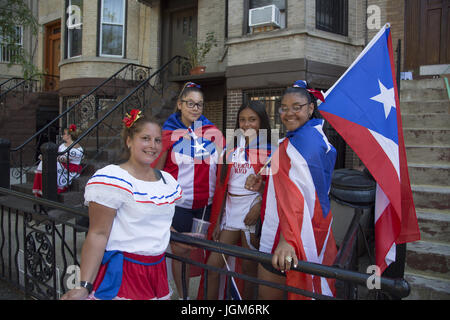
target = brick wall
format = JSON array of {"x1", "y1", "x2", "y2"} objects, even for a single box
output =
[
  {"x1": 203, "y1": 100, "x2": 224, "y2": 132},
  {"x1": 226, "y1": 89, "x2": 243, "y2": 130},
  {"x1": 367, "y1": 0, "x2": 405, "y2": 70}
]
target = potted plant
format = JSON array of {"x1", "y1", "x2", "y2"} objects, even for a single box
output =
[{"x1": 185, "y1": 31, "x2": 218, "y2": 75}]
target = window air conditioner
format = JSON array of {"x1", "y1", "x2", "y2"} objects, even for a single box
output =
[{"x1": 249, "y1": 4, "x2": 281, "y2": 28}]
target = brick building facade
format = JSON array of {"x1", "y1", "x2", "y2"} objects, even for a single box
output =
[{"x1": 2, "y1": 0, "x2": 446, "y2": 169}]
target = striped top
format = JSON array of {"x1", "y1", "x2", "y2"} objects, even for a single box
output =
[{"x1": 84, "y1": 164, "x2": 182, "y2": 255}]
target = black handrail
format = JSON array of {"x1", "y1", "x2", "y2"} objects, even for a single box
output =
[
  {"x1": 0, "y1": 185, "x2": 410, "y2": 300},
  {"x1": 56, "y1": 56, "x2": 187, "y2": 155},
  {"x1": 10, "y1": 63, "x2": 151, "y2": 152},
  {"x1": 0, "y1": 78, "x2": 37, "y2": 99},
  {"x1": 171, "y1": 232, "x2": 410, "y2": 299},
  {"x1": 0, "y1": 77, "x2": 23, "y2": 89}
]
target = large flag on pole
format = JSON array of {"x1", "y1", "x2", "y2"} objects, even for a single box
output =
[{"x1": 318, "y1": 24, "x2": 420, "y2": 273}]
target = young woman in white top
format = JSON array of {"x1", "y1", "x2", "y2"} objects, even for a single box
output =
[
  {"x1": 32, "y1": 125, "x2": 84, "y2": 196},
  {"x1": 204, "y1": 101, "x2": 272, "y2": 300},
  {"x1": 61, "y1": 110, "x2": 182, "y2": 300}
]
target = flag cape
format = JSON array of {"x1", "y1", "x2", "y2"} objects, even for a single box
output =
[
  {"x1": 260, "y1": 118, "x2": 337, "y2": 300},
  {"x1": 318, "y1": 24, "x2": 420, "y2": 272},
  {"x1": 197, "y1": 139, "x2": 272, "y2": 300},
  {"x1": 154, "y1": 113, "x2": 224, "y2": 209}
]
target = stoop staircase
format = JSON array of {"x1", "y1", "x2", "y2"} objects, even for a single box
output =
[
  {"x1": 400, "y1": 78, "x2": 450, "y2": 299},
  {"x1": 9, "y1": 58, "x2": 185, "y2": 212}
]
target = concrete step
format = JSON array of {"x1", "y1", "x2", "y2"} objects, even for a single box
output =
[
  {"x1": 10, "y1": 182, "x2": 34, "y2": 195},
  {"x1": 57, "y1": 190, "x2": 84, "y2": 207},
  {"x1": 400, "y1": 78, "x2": 446, "y2": 90},
  {"x1": 408, "y1": 163, "x2": 450, "y2": 186},
  {"x1": 416, "y1": 209, "x2": 450, "y2": 243},
  {"x1": 402, "y1": 114, "x2": 450, "y2": 129},
  {"x1": 404, "y1": 129, "x2": 450, "y2": 146},
  {"x1": 70, "y1": 175, "x2": 91, "y2": 192},
  {"x1": 83, "y1": 147, "x2": 122, "y2": 163},
  {"x1": 404, "y1": 272, "x2": 450, "y2": 299},
  {"x1": 406, "y1": 240, "x2": 450, "y2": 279},
  {"x1": 82, "y1": 136, "x2": 122, "y2": 149},
  {"x1": 400, "y1": 88, "x2": 448, "y2": 101},
  {"x1": 406, "y1": 145, "x2": 450, "y2": 165},
  {"x1": 400, "y1": 100, "x2": 450, "y2": 114},
  {"x1": 412, "y1": 185, "x2": 450, "y2": 211}
]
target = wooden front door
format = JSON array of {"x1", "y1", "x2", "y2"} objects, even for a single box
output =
[
  {"x1": 405, "y1": 0, "x2": 450, "y2": 71},
  {"x1": 170, "y1": 8, "x2": 197, "y2": 59},
  {"x1": 162, "y1": 3, "x2": 198, "y2": 75},
  {"x1": 44, "y1": 21, "x2": 61, "y2": 91}
]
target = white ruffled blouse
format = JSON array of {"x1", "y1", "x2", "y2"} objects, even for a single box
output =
[{"x1": 84, "y1": 164, "x2": 182, "y2": 256}]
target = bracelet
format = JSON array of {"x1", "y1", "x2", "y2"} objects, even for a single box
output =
[{"x1": 79, "y1": 281, "x2": 93, "y2": 294}]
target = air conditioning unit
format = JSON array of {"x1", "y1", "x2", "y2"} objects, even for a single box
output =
[{"x1": 249, "y1": 4, "x2": 281, "y2": 29}]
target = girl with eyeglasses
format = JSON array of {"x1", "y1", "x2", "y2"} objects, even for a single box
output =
[
  {"x1": 153, "y1": 82, "x2": 223, "y2": 300},
  {"x1": 246, "y1": 80, "x2": 338, "y2": 300}
]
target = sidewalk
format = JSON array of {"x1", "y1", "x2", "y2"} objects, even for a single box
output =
[{"x1": 0, "y1": 279, "x2": 27, "y2": 300}]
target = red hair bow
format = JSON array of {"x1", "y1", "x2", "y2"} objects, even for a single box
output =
[
  {"x1": 69, "y1": 124, "x2": 77, "y2": 132},
  {"x1": 123, "y1": 109, "x2": 142, "y2": 128}
]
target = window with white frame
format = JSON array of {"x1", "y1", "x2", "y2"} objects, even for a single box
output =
[
  {"x1": 0, "y1": 25, "x2": 23, "y2": 63},
  {"x1": 99, "y1": 0, "x2": 126, "y2": 57},
  {"x1": 66, "y1": 0, "x2": 83, "y2": 58}
]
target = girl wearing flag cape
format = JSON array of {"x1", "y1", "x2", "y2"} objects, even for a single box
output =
[
  {"x1": 153, "y1": 82, "x2": 223, "y2": 300},
  {"x1": 247, "y1": 81, "x2": 338, "y2": 300},
  {"x1": 61, "y1": 111, "x2": 182, "y2": 300},
  {"x1": 201, "y1": 101, "x2": 272, "y2": 300}
]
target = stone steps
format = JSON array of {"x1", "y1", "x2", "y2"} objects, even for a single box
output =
[
  {"x1": 400, "y1": 88, "x2": 448, "y2": 102},
  {"x1": 400, "y1": 78, "x2": 450, "y2": 300},
  {"x1": 416, "y1": 209, "x2": 450, "y2": 244},
  {"x1": 404, "y1": 129, "x2": 450, "y2": 146},
  {"x1": 406, "y1": 240, "x2": 450, "y2": 279},
  {"x1": 402, "y1": 114, "x2": 450, "y2": 129},
  {"x1": 411, "y1": 185, "x2": 450, "y2": 211},
  {"x1": 408, "y1": 163, "x2": 450, "y2": 186},
  {"x1": 406, "y1": 145, "x2": 449, "y2": 165},
  {"x1": 400, "y1": 100, "x2": 450, "y2": 114},
  {"x1": 404, "y1": 273, "x2": 450, "y2": 300}
]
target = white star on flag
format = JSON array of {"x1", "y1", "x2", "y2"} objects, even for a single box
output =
[
  {"x1": 370, "y1": 79, "x2": 396, "y2": 119},
  {"x1": 192, "y1": 140, "x2": 207, "y2": 154}
]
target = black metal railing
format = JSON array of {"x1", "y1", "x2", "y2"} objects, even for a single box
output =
[
  {"x1": 8, "y1": 64, "x2": 152, "y2": 185},
  {"x1": 0, "y1": 186, "x2": 410, "y2": 300},
  {"x1": 0, "y1": 77, "x2": 24, "y2": 95},
  {"x1": 38, "y1": 56, "x2": 187, "y2": 196}
]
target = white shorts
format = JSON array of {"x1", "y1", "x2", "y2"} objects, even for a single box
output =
[{"x1": 221, "y1": 192, "x2": 259, "y2": 232}]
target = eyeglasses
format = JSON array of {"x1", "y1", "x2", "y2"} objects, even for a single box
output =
[
  {"x1": 278, "y1": 102, "x2": 309, "y2": 114},
  {"x1": 181, "y1": 100, "x2": 204, "y2": 109}
]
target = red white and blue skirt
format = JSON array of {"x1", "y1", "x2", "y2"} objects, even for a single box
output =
[{"x1": 88, "y1": 251, "x2": 171, "y2": 300}]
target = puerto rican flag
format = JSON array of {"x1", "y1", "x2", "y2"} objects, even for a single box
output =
[
  {"x1": 260, "y1": 118, "x2": 337, "y2": 300},
  {"x1": 318, "y1": 24, "x2": 420, "y2": 273},
  {"x1": 156, "y1": 113, "x2": 224, "y2": 210}
]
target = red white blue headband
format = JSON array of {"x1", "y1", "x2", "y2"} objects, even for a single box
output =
[{"x1": 293, "y1": 80, "x2": 325, "y2": 103}]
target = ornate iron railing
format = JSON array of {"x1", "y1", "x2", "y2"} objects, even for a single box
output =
[
  {"x1": 43, "y1": 56, "x2": 187, "y2": 195},
  {"x1": 9, "y1": 64, "x2": 151, "y2": 185},
  {"x1": 0, "y1": 186, "x2": 410, "y2": 300}
]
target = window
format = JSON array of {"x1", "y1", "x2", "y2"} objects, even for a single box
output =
[
  {"x1": 0, "y1": 25, "x2": 23, "y2": 63},
  {"x1": 243, "y1": 88, "x2": 285, "y2": 137},
  {"x1": 246, "y1": 0, "x2": 286, "y2": 34},
  {"x1": 99, "y1": 0, "x2": 126, "y2": 57},
  {"x1": 66, "y1": 0, "x2": 83, "y2": 58},
  {"x1": 316, "y1": 0, "x2": 348, "y2": 36}
]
